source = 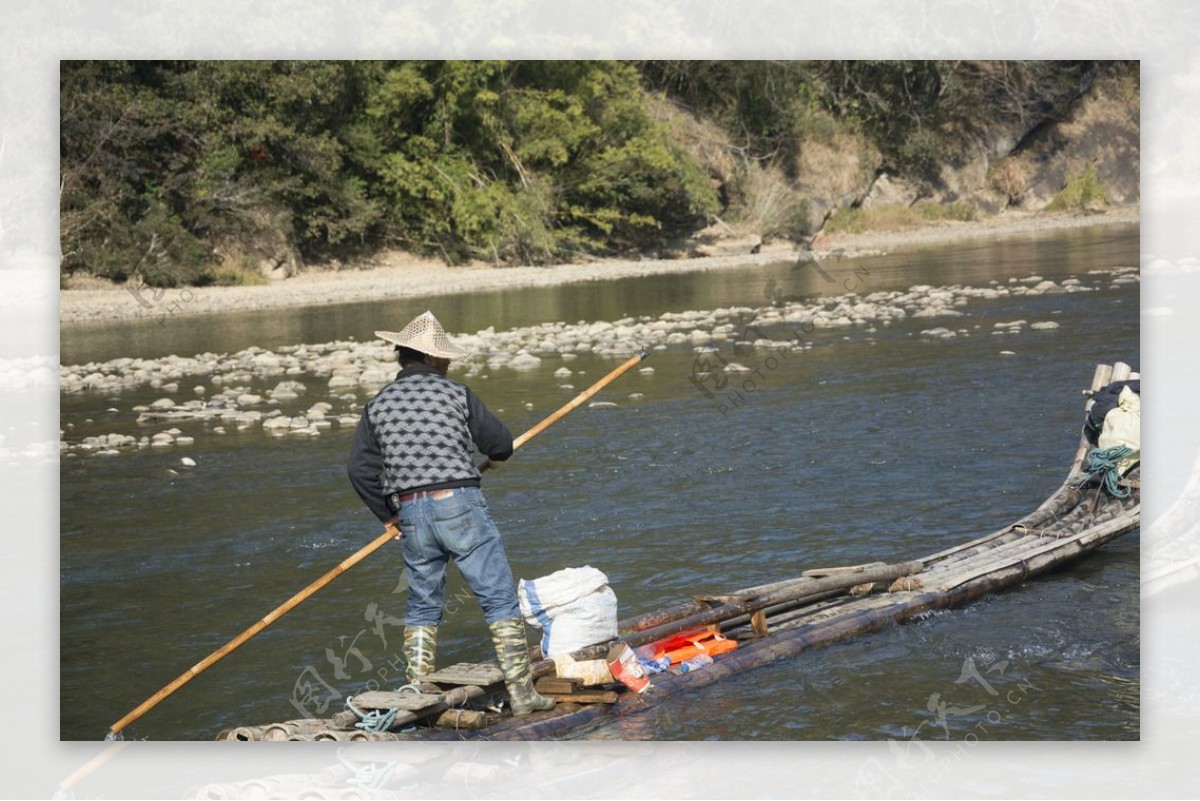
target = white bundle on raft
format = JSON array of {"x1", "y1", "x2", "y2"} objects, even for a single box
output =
[
  {"x1": 1098, "y1": 385, "x2": 1140, "y2": 474},
  {"x1": 519, "y1": 566, "x2": 618, "y2": 656}
]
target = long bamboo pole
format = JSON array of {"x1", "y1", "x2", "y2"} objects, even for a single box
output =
[
  {"x1": 109, "y1": 349, "x2": 649, "y2": 738},
  {"x1": 108, "y1": 523, "x2": 400, "y2": 738}
]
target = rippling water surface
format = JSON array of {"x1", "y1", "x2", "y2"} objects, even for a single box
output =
[{"x1": 60, "y1": 224, "x2": 1139, "y2": 740}]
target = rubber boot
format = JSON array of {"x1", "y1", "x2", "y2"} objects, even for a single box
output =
[
  {"x1": 488, "y1": 618, "x2": 555, "y2": 716},
  {"x1": 402, "y1": 625, "x2": 438, "y2": 685}
]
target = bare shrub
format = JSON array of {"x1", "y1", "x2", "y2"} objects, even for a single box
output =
[{"x1": 989, "y1": 157, "x2": 1031, "y2": 205}]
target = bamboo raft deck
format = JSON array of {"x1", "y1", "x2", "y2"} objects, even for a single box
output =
[{"x1": 219, "y1": 363, "x2": 1140, "y2": 742}]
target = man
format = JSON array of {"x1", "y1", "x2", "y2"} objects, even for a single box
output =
[{"x1": 347, "y1": 311, "x2": 554, "y2": 716}]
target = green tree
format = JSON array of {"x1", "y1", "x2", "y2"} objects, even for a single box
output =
[
  {"x1": 61, "y1": 60, "x2": 719, "y2": 282},
  {"x1": 365, "y1": 60, "x2": 717, "y2": 263}
]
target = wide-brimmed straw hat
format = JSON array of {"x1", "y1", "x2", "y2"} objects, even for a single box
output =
[{"x1": 376, "y1": 311, "x2": 471, "y2": 359}]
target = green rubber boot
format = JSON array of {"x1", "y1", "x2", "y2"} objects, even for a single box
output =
[
  {"x1": 489, "y1": 618, "x2": 555, "y2": 716},
  {"x1": 402, "y1": 625, "x2": 438, "y2": 685}
]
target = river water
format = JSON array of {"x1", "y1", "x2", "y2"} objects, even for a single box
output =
[{"x1": 60, "y1": 223, "x2": 1139, "y2": 741}]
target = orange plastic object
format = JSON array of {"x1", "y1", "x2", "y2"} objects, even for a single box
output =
[{"x1": 652, "y1": 629, "x2": 738, "y2": 665}]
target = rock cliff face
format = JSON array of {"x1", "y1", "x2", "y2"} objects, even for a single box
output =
[
  {"x1": 1009, "y1": 67, "x2": 1140, "y2": 209},
  {"x1": 854, "y1": 65, "x2": 1139, "y2": 219},
  {"x1": 686, "y1": 63, "x2": 1138, "y2": 246}
]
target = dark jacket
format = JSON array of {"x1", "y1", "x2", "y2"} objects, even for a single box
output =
[{"x1": 348, "y1": 363, "x2": 513, "y2": 521}]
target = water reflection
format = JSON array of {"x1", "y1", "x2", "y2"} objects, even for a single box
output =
[{"x1": 61, "y1": 223, "x2": 1138, "y2": 365}]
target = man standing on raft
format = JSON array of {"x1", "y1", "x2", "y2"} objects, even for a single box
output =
[{"x1": 347, "y1": 311, "x2": 554, "y2": 716}]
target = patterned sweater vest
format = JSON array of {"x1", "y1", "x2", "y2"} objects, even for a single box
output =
[{"x1": 366, "y1": 371, "x2": 479, "y2": 493}]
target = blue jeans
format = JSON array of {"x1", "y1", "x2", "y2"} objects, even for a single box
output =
[{"x1": 396, "y1": 486, "x2": 521, "y2": 626}]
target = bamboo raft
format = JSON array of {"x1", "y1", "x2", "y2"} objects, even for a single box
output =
[{"x1": 220, "y1": 362, "x2": 1140, "y2": 742}]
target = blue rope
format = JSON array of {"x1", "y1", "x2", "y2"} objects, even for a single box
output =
[
  {"x1": 1083, "y1": 445, "x2": 1135, "y2": 498},
  {"x1": 338, "y1": 751, "x2": 396, "y2": 790},
  {"x1": 344, "y1": 695, "x2": 398, "y2": 733}
]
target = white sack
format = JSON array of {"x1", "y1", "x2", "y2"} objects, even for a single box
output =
[
  {"x1": 519, "y1": 566, "x2": 618, "y2": 656},
  {"x1": 1098, "y1": 385, "x2": 1141, "y2": 474}
]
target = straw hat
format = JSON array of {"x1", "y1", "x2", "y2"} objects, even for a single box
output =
[{"x1": 376, "y1": 311, "x2": 471, "y2": 359}]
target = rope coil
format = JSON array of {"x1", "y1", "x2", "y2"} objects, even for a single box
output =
[
  {"x1": 1082, "y1": 445, "x2": 1135, "y2": 498},
  {"x1": 344, "y1": 695, "x2": 398, "y2": 733},
  {"x1": 344, "y1": 684, "x2": 426, "y2": 734},
  {"x1": 338, "y1": 751, "x2": 396, "y2": 790}
]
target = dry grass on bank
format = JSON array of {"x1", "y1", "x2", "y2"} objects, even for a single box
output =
[{"x1": 824, "y1": 201, "x2": 980, "y2": 235}]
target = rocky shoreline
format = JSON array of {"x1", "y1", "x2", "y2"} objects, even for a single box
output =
[
  {"x1": 60, "y1": 263, "x2": 1140, "y2": 458},
  {"x1": 59, "y1": 209, "x2": 1139, "y2": 326}
]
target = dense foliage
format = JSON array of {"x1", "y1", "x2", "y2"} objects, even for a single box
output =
[
  {"x1": 60, "y1": 60, "x2": 1123, "y2": 286},
  {"x1": 61, "y1": 60, "x2": 718, "y2": 285}
]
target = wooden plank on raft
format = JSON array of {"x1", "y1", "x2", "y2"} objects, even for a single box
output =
[
  {"x1": 535, "y1": 677, "x2": 583, "y2": 695},
  {"x1": 542, "y1": 690, "x2": 620, "y2": 704},
  {"x1": 618, "y1": 562, "x2": 886, "y2": 635},
  {"x1": 934, "y1": 511, "x2": 1139, "y2": 592},
  {"x1": 350, "y1": 691, "x2": 446, "y2": 712},
  {"x1": 434, "y1": 709, "x2": 489, "y2": 729},
  {"x1": 424, "y1": 663, "x2": 504, "y2": 686},
  {"x1": 924, "y1": 533, "x2": 1045, "y2": 575},
  {"x1": 616, "y1": 560, "x2": 925, "y2": 651},
  {"x1": 801, "y1": 562, "x2": 886, "y2": 578},
  {"x1": 704, "y1": 590, "x2": 846, "y2": 640},
  {"x1": 693, "y1": 594, "x2": 751, "y2": 606},
  {"x1": 919, "y1": 528, "x2": 1022, "y2": 565}
]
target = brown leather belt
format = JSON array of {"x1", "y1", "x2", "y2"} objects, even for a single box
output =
[{"x1": 389, "y1": 488, "x2": 456, "y2": 509}]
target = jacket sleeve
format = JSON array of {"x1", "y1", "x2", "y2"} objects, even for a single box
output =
[
  {"x1": 466, "y1": 387, "x2": 515, "y2": 462},
  {"x1": 347, "y1": 408, "x2": 394, "y2": 522}
]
